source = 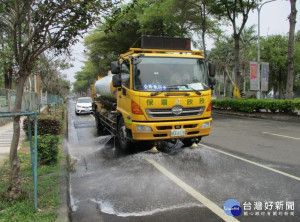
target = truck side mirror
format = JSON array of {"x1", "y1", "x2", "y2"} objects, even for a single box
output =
[
  {"x1": 208, "y1": 62, "x2": 216, "y2": 77},
  {"x1": 209, "y1": 77, "x2": 216, "y2": 90},
  {"x1": 111, "y1": 61, "x2": 120, "y2": 74},
  {"x1": 112, "y1": 74, "x2": 122, "y2": 87}
]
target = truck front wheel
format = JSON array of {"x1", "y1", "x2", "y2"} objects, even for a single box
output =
[
  {"x1": 182, "y1": 137, "x2": 201, "y2": 147},
  {"x1": 117, "y1": 117, "x2": 134, "y2": 151},
  {"x1": 182, "y1": 139, "x2": 193, "y2": 147}
]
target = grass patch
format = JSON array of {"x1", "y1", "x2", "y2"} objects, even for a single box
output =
[{"x1": 0, "y1": 139, "x2": 62, "y2": 222}]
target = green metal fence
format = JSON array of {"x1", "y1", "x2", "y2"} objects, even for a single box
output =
[
  {"x1": 0, "y1": 88, "x2": 64, "y2": 211},
  {"x1": 0, "y1": 111, "x2": 38, "y2": 211},
  {"x1": 0, "y1": 88, "x2": 64, "y2": 113}
]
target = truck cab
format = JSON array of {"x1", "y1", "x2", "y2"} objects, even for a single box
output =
[{"x1": 110, "y1": 36, "x2": 216, "y2": 150}]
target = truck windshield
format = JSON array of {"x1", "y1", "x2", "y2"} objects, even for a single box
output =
[{"x1": 133, "y1": 57, "x2": 209, "y2": 92}]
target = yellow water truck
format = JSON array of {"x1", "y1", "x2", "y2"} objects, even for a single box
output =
[{"x1": 92, "y1": 36, "x2": 216, "y2": 151}]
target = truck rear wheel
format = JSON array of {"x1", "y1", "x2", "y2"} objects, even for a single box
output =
[
  {"x1": 117, "y1": 117, "x2": 134, "y2": 151},
  {"x1": 95, "y1": 110, "x2": 102, "y2": 130}
]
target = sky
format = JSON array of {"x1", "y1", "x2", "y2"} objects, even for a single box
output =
[{"x1": 62, "y1": 0, "x2": 300, "y2": 84}]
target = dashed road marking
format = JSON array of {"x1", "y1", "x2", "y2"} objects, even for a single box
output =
[
  {"x1": 262, "y1": 132, "x2": 300, "y2": 140},
  {"x1": 199, "y1": 143, "x2": 300, "y2": 181},
  {"x1": 146, "y1": 158, "x2": 240, "y2": 222}
]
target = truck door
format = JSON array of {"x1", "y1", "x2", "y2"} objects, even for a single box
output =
[{"x1": 117, "y1": 63, "x2": 132, "y2": 120}]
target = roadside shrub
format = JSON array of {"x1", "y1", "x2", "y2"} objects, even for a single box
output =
[
  {"x1": 34, "y1": 134, "x2": 60, "y2": 165},
  {"x1": 212, "y1": 99, "x2": 300, "y2": 114},
  {"x1": 23, "y1": 115, "x2": 62, "y2": 136},
  {"x1": 295, "y1": 99, "x2": 300, "y2": 109}
]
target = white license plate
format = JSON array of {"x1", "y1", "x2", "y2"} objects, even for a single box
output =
[
  {"x1": 171, "y1": 129, "x2": 186, "y2": 137},
  {"x1": 85, "y1": 109, "x2": 89, "y2": 111}
]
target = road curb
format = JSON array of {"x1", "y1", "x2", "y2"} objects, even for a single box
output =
[
  {"x1": 56, "y1": 110, "x2": 71, "y2": 222},
  {"x1": 212, "y1": 110, "x2": 300, "y2": 123},
  {"x1": 56, "y1": 144, "x2": 70, "y2": 222}
]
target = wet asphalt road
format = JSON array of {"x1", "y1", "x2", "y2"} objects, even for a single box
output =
[{"x1": 67, "y1": 101, "x2": 300, "y2": 222}]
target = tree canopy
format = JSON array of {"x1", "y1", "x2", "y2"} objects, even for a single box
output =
[{"x1": 74, "y1": 0, "x2": 223, "y2": 90}]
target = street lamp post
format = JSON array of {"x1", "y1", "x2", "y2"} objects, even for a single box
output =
[{"x1": 257, "y1": 0, "x2": 276, "y2": 99}]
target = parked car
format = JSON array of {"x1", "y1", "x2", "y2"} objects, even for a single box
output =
[{"x1": 75, "y1": 97, "x2": 93, "y2": 115}]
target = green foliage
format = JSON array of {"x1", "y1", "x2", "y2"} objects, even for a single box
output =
[
  {"x1": 34, "y1": 134, "x2": 60, "y2": 165},
  {"x1": 209, "y1": 0, "x2": 258, "y2": 87},
  {"x1": 208, "y1": 26, "x2": 257, "y2": 95},
  {"x1": 35, "y1": 53, "x2": 71, "y2": 96},
  {"x1": 72, "y1": 1, "x2": 142, "y2": 92},
  {"x1": 260, "y1": 35, "x2": 288, "y2": 97},
  {"x1": 138, "y1": 0, "x2": 185, "y2": 37},
  {"x1": 212, "y1": 99, "x2": 300, "y2": 114},
  {"x1": 0, "y1": 14, "x2": 15, "y2": 89},
  {"x1": 210, "y1": 29, "x2": 300, "y2": 97},
  {"x1": 294, "y1": 31, "x2": 300, "y2": 96},
  {"x1": 23, "y1": 115, "x2": 63, "y2": 136},
  {"x1": 208, "y1": 36, "x2": 235, "y2": 72},
  {"x1": 1, "y1": 0, "x2": 120, "y2": 79},
  {"x1": 73, "y1": 59, "x2": 107, "y2": 93}
]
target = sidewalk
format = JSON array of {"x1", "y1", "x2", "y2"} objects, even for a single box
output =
[{"x1": 0, "y1": 117, "x2": 26, "y2": 165}]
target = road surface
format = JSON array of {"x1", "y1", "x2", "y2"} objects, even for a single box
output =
[{"x1": 66, "y1": 100, "x2": 300, "y2": 222}]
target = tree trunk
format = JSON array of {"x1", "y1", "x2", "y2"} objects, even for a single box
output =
[
  {"x1": 201, "y1": 31, "x2": 207, "y2": 58},
  {"x1": 233, "y1": 34, "x2": 241, "y2": 88},
  {"x1": 279, "y1": 70, "x2": 282, "y2": 99},
  {"x1": 4, "y1": 66, "x2": 13, "y2": 89},
  {"x1": 242, "y1": 66, "x2": 246, "y2": 94},
  {"x1": 201, "y1": 1, "x2": 207, "y2": 58},
  {"x1": 223, "y1": 71, "x2": 226, "y2": 97},
  {"x1": 5, "y1": 74, "x2": 27, "y2": 199},
  {"x1": 286, "y1": 0, "x2": 297, "y2": 99}
]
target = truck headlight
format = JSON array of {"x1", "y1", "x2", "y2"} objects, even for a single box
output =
[
  {"x1": 201, "y1": 121, "x2": 212, "y2": 128},
  {"x1": 136, "y1": 125, "x2": 152, "y2": 132}
]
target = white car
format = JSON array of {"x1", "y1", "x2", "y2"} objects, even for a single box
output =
[{"x1": 75, "y1": 97, "x2": 93, "y2": 115}]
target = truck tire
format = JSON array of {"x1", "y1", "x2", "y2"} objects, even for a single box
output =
[
  {"x1": 182, "y1": 137, "x2": 201, "y2": 147},
  {"x1": 117, "y1": 117, "x2": 134, "y2": 151},
  {"x1": 94, "y1": 110, "x2": 108, "y2": 135},
  {"x1": 94, "y1": 110, "x2": 102, "y2": 130}
]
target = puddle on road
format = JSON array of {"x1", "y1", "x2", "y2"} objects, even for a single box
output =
[
  {"x1": 68, "y1": 138, "x2": 209, "y2": 217},
  {"x1": 67, "y1": 129, "x2": 225, "y2": 220}
]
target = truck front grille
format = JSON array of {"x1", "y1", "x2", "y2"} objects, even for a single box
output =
[{"x1": 146, "y1": 106, "x2": 205, "y2": 119}]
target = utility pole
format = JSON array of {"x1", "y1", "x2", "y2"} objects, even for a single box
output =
[{"x1": 257, "y1": 0, "x2": 277, "y2": 99}]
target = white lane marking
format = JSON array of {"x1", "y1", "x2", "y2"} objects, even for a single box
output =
[
  {"x1": 199, "y1": 143, "x2": 300, "y2": 181},
  {"x1": 146, "y1": 158, "x2": 239, "y2": 222},
  {"x1": 90, "y1": 114, "x2": 95, "y2": 119},
  {"x1": 262, "y1": 132, "x2": 300, "y2": 140}
]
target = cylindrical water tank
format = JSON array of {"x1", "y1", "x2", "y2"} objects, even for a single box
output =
[{"x1": 94, "y1": 75, "x2": 117, "y2": 101}]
